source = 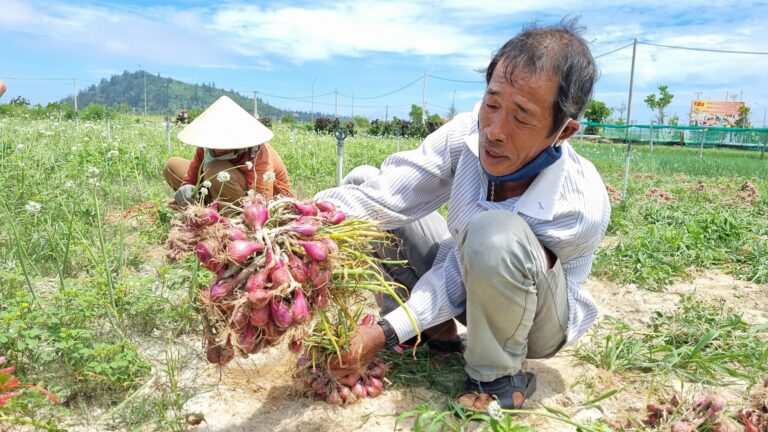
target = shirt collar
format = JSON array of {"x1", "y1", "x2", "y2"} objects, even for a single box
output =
[{"x1": 463, "y1": 101, "x2": 568, "y2": 221}]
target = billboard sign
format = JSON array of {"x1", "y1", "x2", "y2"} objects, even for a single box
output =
[{"x1": 690, "y1": 100, "x2": 744, "y2": 127}]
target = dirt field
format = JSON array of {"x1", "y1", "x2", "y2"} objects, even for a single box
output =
[{"x1": 177, "y1": 269, "x2": 767, "y2": 431}]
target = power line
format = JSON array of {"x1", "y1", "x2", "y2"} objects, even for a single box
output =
[
  {"x1": 337, "y1": 75, "x2": 423, "y2": 99},
  {"x1": 638, "y1": 41, "x2": 768, "y2": 55},
  {"x1": 427, "y1": 74, "x2": 484, "y2": 84},
  {"x1": 427, "y1": 102, "x2": 450, "y2": 111},
  {"x1": 2, "y1": 77, "x2": 97, "y2": 83},
  {"x1": 594, "y1": 42, "x2": 634, "y2": 59}
]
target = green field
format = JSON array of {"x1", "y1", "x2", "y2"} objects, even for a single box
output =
[{"x1": 1, "y1": 116, "x2": 766, "y2": 430}]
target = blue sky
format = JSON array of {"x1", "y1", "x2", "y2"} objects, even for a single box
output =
[{"x1": 2, "y1": 0, "x2": 768, "y2": 126}]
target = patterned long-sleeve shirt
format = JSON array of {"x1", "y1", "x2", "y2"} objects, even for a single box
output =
[
  {"x1": 315, "y1": 105, "x2": 611, "y2": 345},
  {"x1": 182, "y1": 143, "x2": 292, "y2": 199}
]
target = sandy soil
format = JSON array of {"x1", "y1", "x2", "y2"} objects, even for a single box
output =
[{"x1": 178, "y1": 269, "x2": 768, "y2": 431}]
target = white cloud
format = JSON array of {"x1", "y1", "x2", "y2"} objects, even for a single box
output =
[
  {"x1": 1, "y1": 1, "x2": 231, "y2": 66},
  {"x1": 208, "y1": 1, "x2": 486, "y2": 63},
  {"x1": 3, "y1": 0, "x2": 767, "y2": 122}
]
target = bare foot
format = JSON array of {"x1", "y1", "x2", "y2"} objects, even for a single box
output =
[
  {"x1": 457, "y1": 392, "x2": 495, "y2": 410},
  {"x1": 456, "y1": 390, "x2": 524, "y2": 410}
]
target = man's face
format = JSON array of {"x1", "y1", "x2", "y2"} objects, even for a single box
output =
[{"x1": 478, "y1": 63, "x2": 566, "y2": 177}]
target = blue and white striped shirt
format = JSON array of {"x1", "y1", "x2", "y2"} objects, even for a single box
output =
[{"x1": 315, "y1": 105, "x2": 611, "y2": 345}]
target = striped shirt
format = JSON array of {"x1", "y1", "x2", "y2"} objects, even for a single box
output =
[{"x1": 315, "y1": 105, "x2": 611, "y2": 346}]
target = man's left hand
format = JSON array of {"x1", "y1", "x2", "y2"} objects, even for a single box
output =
[{"x1": 328, "y1": 324, "x2": 386, "y2": 387}]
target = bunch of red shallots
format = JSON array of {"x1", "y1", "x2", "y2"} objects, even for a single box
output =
[{"x1": 165, "y1": 195, "x2": 417, "y2": 405}]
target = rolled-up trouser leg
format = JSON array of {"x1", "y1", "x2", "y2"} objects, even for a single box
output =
[
  {"x1": 341, "y1": 165, "x2": 450, "y2": 314},
  {"x1": 163, "y1": 157, "x2": 190, "y2": 191},
  {"x1": 459, "y1": 210, "x2": 568, "y2": 382}
]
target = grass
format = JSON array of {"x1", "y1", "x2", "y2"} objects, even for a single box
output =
[
  {"x1": 0, "y1": 115, "x2": 766, "y2": 429},
  {"x1": 573, "y1": 295, "x2": 768, "y2": 385}
]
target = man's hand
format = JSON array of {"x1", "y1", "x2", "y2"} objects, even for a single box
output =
[
  {"x1": 329, "y1": 323, "x2": 386, "y2": 387},
  {"x1": 174, "y1": 184, "x2": 195, "y2": 205}
]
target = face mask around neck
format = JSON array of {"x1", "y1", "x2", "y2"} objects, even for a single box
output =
[{"x1": 483, "y1": 119, "x2": 572, "y2": 183}]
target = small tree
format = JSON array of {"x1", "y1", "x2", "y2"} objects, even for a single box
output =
[
  {"x1": 645, "y1": 85, "x2": 674, "y2": 125},
  {"x1": 584, "y1": 100, "x2": 611, "y2": 134},
  {"x1": 612, "y1": 101, "x2": 627, "y2": 124},
  {"x1": 408, "y1": 104, "x2": 424, "y2": 125},
  {"x1": 668, "y1": 115, "x2": 679, "y2": 126},
  {"x1": 447, "y1": 102, "x2": 457, "y2": 120},
  {"x1": 9, "y1": 96, "x2": 29, "y2": 107},
  {"x1": 735, "y1": 105, "x2": 751, "y2": 128}
]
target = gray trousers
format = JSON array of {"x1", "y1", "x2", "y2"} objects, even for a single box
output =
[{"x1": 343, "y1": 166, "x2": 568, "y2": 381}]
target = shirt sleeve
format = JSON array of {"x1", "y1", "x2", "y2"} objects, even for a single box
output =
[
  {"x1": 382, "y1": 238, "x2": 467, "y2": 342},
  {"x1": 182, "y1": 148, "x2": 205, "y2": 185},
  {"x1": 314, "y1": 119, "x2": 465, "y2": 230},
  {"x1": 269, "y1": 145, "x2": 293, "y2": 197}
]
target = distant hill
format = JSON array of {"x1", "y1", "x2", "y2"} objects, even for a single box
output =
[{"x1": 63, "y1": 70, "x2": 309, "y2": 120}]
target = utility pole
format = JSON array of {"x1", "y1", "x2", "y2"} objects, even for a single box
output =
[
  {"x1": 311, "y1": 78, "x2": 316, "y2": 124},
  {"x1": 334, "y1": 89, "x2": 338, "y2": 118},
  {"x1": 139, "y1": 66, "x2": 147, "y2": 115},
  {"x1": 625, "y1": 39, "x2": 637, "y2": 127},
  {"x1": 253, "y1": 91, "x2": 259, "y2": 119},
  {"x1": 72, "y1": 78, "x2": 78, "y2": 112},
  {"x1": 421, "y1": 73, "x2": 427, "y2": 124},
  {"x1": 351, "y1": 93, "x2": 354, "y2": 119},
  {"x1": 451, "y1": 90, "x2": 457, "y2": 119},
  {"x1": 621, "y1": 38, "x2": 637, "y2": 203},
  {"x1": 385, "y1": 105, "x2": 388, "y2": 122}
]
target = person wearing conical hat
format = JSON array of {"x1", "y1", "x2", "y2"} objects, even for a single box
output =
[{"x1": 163, "y1": 96, "x2": 292, "y2": 205}]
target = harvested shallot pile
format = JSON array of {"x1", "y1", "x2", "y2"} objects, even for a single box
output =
[
  {"x1": 165, "y1": 194, "x2": 417, "y2": 405},
  {"x1": 739, "y1": 378, "x2": 768, "y2": 432}
]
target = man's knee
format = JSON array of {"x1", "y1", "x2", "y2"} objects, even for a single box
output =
[
  {"x1": 342, "y1": 165, "x2": 380, "y2": 186},
  {"x1": 462, "y1": 211, "x2": 535, "y2": 277}
]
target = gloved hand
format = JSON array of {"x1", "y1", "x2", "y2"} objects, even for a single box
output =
[{"x1": 174, "y1": 184, "x2": 196, "y2": 205}]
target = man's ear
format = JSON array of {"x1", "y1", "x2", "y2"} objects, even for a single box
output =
[{"x1": 558, "y1": 119, "x2": 580, "y2": 141}]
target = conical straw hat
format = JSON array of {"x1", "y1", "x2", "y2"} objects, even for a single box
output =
[{"x1": 178, "y1": 96, "x2": 274, "y2": 149}]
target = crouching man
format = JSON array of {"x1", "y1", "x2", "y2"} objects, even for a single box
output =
[{"x1": 315, "y1": 18, "x2": 610, "y2": 411}]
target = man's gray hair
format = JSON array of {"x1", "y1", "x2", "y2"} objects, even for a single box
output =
[{"x1": 485, "y1": 17, "x2": 598, "y2": 135}]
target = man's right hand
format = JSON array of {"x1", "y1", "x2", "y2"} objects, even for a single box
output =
[
  {"x1": 328, "y1": 324, "x2": 386, "y2": 387},
  {"x1": 174, "y1": 184, "x2": 195, "y2": 205}
]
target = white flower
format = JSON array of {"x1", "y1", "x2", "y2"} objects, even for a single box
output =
[
  {"x1": 202, "y1": 180, "x2": 212, "y2": 188},
  {"x1": 25, "y1": 201, "x2": 42, "y2": 213},
  {"x1": 199, "y1": 187, "x2": 208, "y2": 196},
  {"x1": 16, "y1": 144, "x2": 24, "y2": 150},
  {"x1": 87, "y1": 166, "x2": 100, "y2": 175},
  {"x1": 65, "y1": 180, "x2": 76, "y2": 188},
  {"x1": 216, "y1": 171, "x2": 231, "y2": 183},
  {"x1": 71, "y1": 146, "x2": 78, "y2": 152},
  {"x1": 263, "y1": 170, "x2": 276, "y2": 182},
  {"x1": 88, "y1": 178, "x2": 100, "y2": 186},
  {"x1": 246, "y1": 190, "x2": 255, "y2": 198},
  {"x1": 487, "y1": 400, "x2": 503, "y2": 421},
  {"x1": 107, "y1": 150, "x2": 119, "y2": 158},
  {"x1": 245, "y1": 161, "x2": 253, "y2": 169}
]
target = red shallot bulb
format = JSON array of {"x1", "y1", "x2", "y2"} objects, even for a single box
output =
[
  {"x1": 243, "y1": 202, "x2": 269, "y2": 230},
  {"x1": 270, "y1": 298, "x2": 293, "y2": 328},
  {"x1": 291, "y1": 289, "x2": 311, "y2": 324},
  {"x1": 298, "y1": 240, "x2": 328, "y2": 262},
  {"x1": 227, "y1": 240, "x2": 264, "y2": 264},
  {"x1": 293, "y1": 200, "x2": 319, "y2": 217}
]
